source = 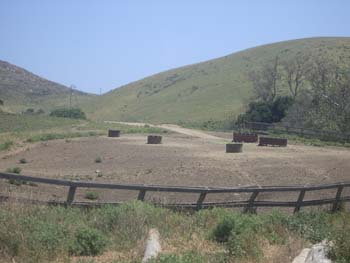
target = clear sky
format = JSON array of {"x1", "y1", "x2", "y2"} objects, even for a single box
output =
[{"x1": 1, "y1": 0, "x2": 349, "y2": 94}]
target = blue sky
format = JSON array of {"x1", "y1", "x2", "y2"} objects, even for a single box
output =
[{"x1": 1, "y1": 0, "x2": 349, "y2": 94}]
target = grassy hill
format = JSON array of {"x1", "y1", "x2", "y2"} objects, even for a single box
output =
[
  {"x1": 84, "y1": 37, "x2": 350, "y2": 125},
  {"x1": 0, "y1": 60, "x2": 94, "y2": 113}
]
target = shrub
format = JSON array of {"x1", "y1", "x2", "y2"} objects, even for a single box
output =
[
  {"x1": 211, "y1": 213, "x2": 264, "y2": 259},
  {"x1": 327, "y1": 214, "x2": 350, "y2": 262},
  {"x1": 6, "y1": 167, "x2": 22, "y2": 174},
  {"x1": 93, "y1": 201, "x2": 169, "y2": 249},
  {"x1": 69, "y1": 227, "x2": 107, "y2": 256},
  {"x1": 26, "y1": 220, "x2": 67, "y2": 260},
  {"x1": 211, "y1": 216, "x2": 235, "y2": 242},
  {"x1": 50, "y1": 108, "x2": 86, "y2": 120},
  {"x1": 284, "y1": 211, "x2": 330, "y2": 243},
  {"x1": 227, "y1": 229, "x2": 261, "y2": 258},
  {"x1": 6, "y1": 167, "x2": 24, "y2": 185},
  {"x1": 94, "y1": 156, "x2": 102, "y2": 163},
  {"x1": 84, "y1": 191, "x2": 99, "y2": 200},
  {"x1": 236, "y1": 96, "x2": 294, "y2": 125},
  {"x1": 0, "y1": 140, "x2": 13, "y2": 151}
]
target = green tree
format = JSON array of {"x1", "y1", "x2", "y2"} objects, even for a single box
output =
[{"x1": 50, "y1": 108, "x2": 86, "y2": 120}]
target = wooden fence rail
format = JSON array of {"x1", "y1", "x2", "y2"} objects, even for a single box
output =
[
  {"x1": 244, "y1": 121, "x2": 350, "y2": 142},
  {"x1": 1, "y1": 172, "x2": 349, "y2": 213}
]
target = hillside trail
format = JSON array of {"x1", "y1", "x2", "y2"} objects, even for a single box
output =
[{"x1": 104, "y1": 121, "x2": 228, "y2": 142}]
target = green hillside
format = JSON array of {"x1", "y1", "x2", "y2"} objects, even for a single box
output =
[
  {"x1": 84, "y1": 37, "x2": 350, "y2": 124},
  {"x1": 0, "y1": 60, "x2": 94, "y2": 113}
]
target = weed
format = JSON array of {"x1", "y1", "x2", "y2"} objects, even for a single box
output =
[
  {"x1": 6, "y1": 167, "x2": 22, "y2": 174},
  {"x1": 0, "y1": 140, "x2": 13, "y2": 151},
  {"x1": 84, "y1": 191, "x2": 99, "y2": 200},
  {"x1": 69, "y1": 227, "x2": 108, "y2": 256},
  {"x1": 211, "y1": 215, "x2": 235, "y2": 242},
  {"x1": 284, "y1": 211, "x2": 331, "y2": 243},
  {"x1": 0, "y1": 202, "x2": 348, "y2": 263}
]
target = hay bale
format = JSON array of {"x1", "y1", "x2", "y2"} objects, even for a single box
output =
[
  {"x1": 226, "y1": 143, "x2": 243, "y2": 153},
  {"x1": 147, "y1": 135, "x2": 162, "y2": 144},
  {"x1": 233, "y1": 132, "x2": 258, "y2": 143},
  {"x1": 108, "y1": 129, "x2": 120, "y2": 137},
  {"x1": 258, "y1": 137, "x2": 287, "y2": 147}
]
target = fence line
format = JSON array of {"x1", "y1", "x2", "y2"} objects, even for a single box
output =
[
  {"x1": 244, "y1": 121, "x2": 350, "y2": 142},
  {"x1": 0, "y1": 172, "x2": 349, "y2": 213}
]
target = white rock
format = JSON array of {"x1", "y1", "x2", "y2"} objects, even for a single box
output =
[
  {"x1": 305, "y1": 240, "x2": 332, "y2": 263},
  {"x1": 292, "y1": 240, "x2": 332, "y2": 263},
  {"x1": 142, "y1": 228, "x2": 161, "y2": 263},
  {"x1": 292, "y1": 248, "x2": 311, "y2": 263}
]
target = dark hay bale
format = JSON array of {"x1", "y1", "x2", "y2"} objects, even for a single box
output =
[
  {"x1": 147, "y1": 135, "x2": 162, "y2": 144},
  {"x1": 226, "y1": 143, "x2": 243, "y2": 153},
  {"x1": 108, "y1": 130, "x2": 120, "y2": 137}
]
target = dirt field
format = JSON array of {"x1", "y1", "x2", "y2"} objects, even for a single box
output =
[{"x1": 1, "y1": 128, "x2": 350, "y2": 209}]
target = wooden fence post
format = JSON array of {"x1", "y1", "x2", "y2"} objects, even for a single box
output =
[
  {"x1": 294, "y1": 189, "x2": 306, "y2": 213},
  {"x1": 244, "y1": 190, "x2": 259, "y2": 213},
  {"x1": 332, "y1": 186, "x2": 344, "y2": 212},
  {"x1": 196, "y1": 192, "x2": 207, "y2": 210},
  {"x1": 66, "y1": 186, "x2": 77, "y2": 205},
  {"x1": 138, "y1": 190, "x2": 146, "y2": 201}
]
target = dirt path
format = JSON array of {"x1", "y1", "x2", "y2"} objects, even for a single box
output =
[{"x1": 105, "y1": 121, "x2": 227, "y2": 141}]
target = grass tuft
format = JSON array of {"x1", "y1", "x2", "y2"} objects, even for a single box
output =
[
  {"x1": 84, "y1": 192, "x2": 99, "y2": 200},
  {"x1": 0, "y1": 140, "x2": 13, "y2": 151}
]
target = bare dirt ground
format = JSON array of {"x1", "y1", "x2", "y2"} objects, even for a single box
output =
[{"x1": 1, "y1": 127, "x2": 350, "y2": 210}]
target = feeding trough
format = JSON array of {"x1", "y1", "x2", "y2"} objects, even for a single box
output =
[
  {"x1": 108, "y1": 129, "x2": 120, "y2": 137},
  {"x1": 226, "y1": 143, "x2": 243, "y2": 153},
  {"x1": 258, "y1": 137, "x2": 287, "y2": 147},
  {"x1": 147, "y1": 135, "x2": 162, "y2": 144},
  {"x1": 233, "y1": 132, "x2": 258, "y2": 143}
]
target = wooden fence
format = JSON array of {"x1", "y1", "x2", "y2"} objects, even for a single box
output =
[
  {"x1": 0, "y1": 172, "x2": 349, "y2": 213},
  {"x1": 244, "y1": 121, "x2": 350, "y2": 142}
]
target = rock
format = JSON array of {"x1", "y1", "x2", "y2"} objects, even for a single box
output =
[
  {"x1": 292, "y1": 240, "x2": 332, "y2": 263},
  {"x1": 305, "y1": 241, "x2": 332, "y2": 263},
  {"x1": 142, "y1": 228, "x2": 161, "y2": 262},
  {"x1": 292, "y1": 248, "x2": 311, "y2": 263}
]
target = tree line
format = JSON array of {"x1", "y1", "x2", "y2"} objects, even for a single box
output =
[{"x1": 237, "y1": 50, "x2": 350, "y2": 133}]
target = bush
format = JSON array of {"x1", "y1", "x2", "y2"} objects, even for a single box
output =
[
  {"x1": 27, "y1": 220, "x2": 67, "y2": 260},
  {"x1": 326, "y1": 214, "x2": 350, "y2": 262},
  {"x1": 50, "y1": 108, "x2": 86, "y2": 120},
  {"x1": 84, "y1": 191, "x2": 99, "y2": 200},
  {"x1": 284, "y1": 211, "x2": 330, "y2": 243},
  {"x1": 211, "y1": 216, "x2": 235, "y2": 242},
  {"x1": 93, "y1": 201, "x2": 169, "y2": 249},
  {"x1": 211, "y1": 213, "x2": 264, "y2": 259},
  {"x1": 6, "y1": 167, "x2": 22, "y2": 174},
  {"x1": 69, "y1": 227, "x2": 107, "y2": 256},
  {"x1": 236, "y1": 96, "x2": 294, "y2": 125},
  {"x1": 227, "y1": 228, "x2": 261, "y2": 258}
]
